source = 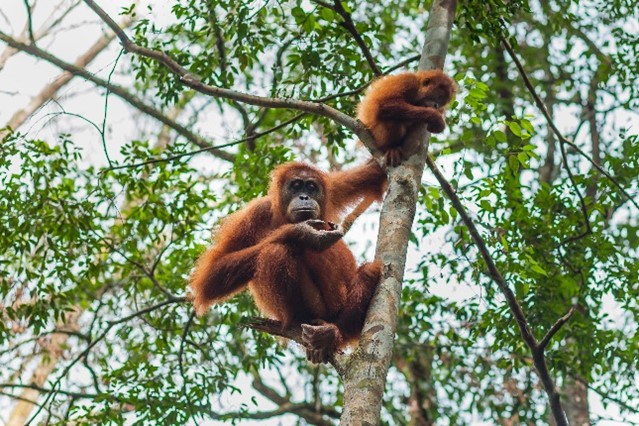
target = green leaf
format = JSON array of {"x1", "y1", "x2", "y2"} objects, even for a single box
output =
[
  {"x1": 507, "y1": 121, "x2": 522, "y2": 137},
  {"x1": 494, "y1": 130, "x2": 507, "y2": 142}
]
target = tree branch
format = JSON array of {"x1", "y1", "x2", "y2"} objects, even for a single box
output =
[
  {"x1": 538, "y1": 307, "x2": 576, "y2": 352},
  {"x1": 104, "y1": 112, "x2": 306, "y2": 171},
  {"x1": 108, "y1": 50, "x2": 422, "y2": 171},
  {"x1": 22, "y1": 0, "x2": 36, "y2": 44},
  {"x1": 425, "y1": 155, "x2": 569, "y2": 426},
  {"x1": 585, "y1": 380, "x2": 639, "y2": 414},
  {"x1": 241, "y1": 317, "x2": 345, "y2": 375},
  {"x1": 81, "y1": 0, "x2": 381, "y2": 152},
  {"x1": 2, "y1": 382, "x2": 335, "y2": 422},
  {"x1": 312, "y1": 0, "x2": 382, "y2": 76},
  {"x1": 500, "y1": 37, "x2": 639, "y2": 212},
  {"x1": 557, "y1": 132, "x2": 592, "y2": 245}
]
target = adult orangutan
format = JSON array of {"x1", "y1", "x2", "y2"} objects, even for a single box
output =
[{"x1": 190, "y1": 160, "x2": 386, "y2": 363}]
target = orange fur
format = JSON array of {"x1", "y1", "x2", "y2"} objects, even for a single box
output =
[
  {"x1": 357, "y1": 70, "x2": 457, "y2": 166},
  {"x1": 189, "y1": 160, "x2": 387, "y2": 358}
]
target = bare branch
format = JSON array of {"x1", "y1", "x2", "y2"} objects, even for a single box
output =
[
  {"x1": 585, "y1": 73, "x2": 602, "y2": 202},
  {"x1": 426, "y1": 156, "x2": 534, "y2": 340},
  {"x1": 0, "y1": 30, "x2": 234, "y2": 162},
  {"x1": 3, "y1": 382, "x2": 335, "y2": 422},
  {"x1": 1, "y1": 383, "x2": 100, "y2": 400},
  {"x1": 0, "y1": 1, "x2": 81, "y2": 70},
  {"x1": 538, "y1": 307, "x2": 576, "y2": 352},
  {"x1": 242, "y1": 317, "x2": 303, "y2": 344},
  {"x1": 557, "y1": 132, "x2": 592, "y2": 246},
  {"x1": 3, "y1": 18, "x2": 126, "y2": 133},
  {"x1": 241, "y1": 317, "x2": 346, "y2": 376},
  {"x1": 99, "y1": 51, "x2": 421, "y2": 170}
]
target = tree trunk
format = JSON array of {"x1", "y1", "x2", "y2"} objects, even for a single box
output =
[
  {"x1": 563, "y1": 376, "x2": 591, "y2": 426},
  {"x1": 339, "y1": 1, "x2": 456, "y2": 424}
]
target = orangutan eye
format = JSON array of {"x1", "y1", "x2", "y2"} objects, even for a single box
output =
[
  {"x1": 290, "y1": 179, "x2": 303, "y2": 190},
  {"x1": 306, "y1": 181, "x2": 318, "y2": 192}
]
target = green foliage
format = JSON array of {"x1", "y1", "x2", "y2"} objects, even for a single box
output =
[
  {"x1": 1, "y1": 134, "x2": 266, "y2": 423},
  {"x1": 2, "y1": 0, "x2": 639, "y2": 424}
]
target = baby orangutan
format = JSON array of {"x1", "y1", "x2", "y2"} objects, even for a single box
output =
[{"x1": 357, "y1": 70, "x2": 456, "y2": 166}]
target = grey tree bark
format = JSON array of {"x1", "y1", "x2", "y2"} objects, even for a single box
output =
[{"x1": 339, "y1": 1, "x2": 457, "y2": 424}]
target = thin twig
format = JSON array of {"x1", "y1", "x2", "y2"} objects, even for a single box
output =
[
  {"x1": 23, "y1": 0, "x2": 36, "y2": 44},
  {"x1": 179, "y1": 310, "x2": 196, "y2": 419},
  {"x1": 103, "y1": 113, "x2": 305, "y2": 171},
  {"x1": 0, "y1": 390, "x2": 56, "y2": 418},
  {"x1": 0, "y1": 30, "x2": 235, "y2": 162},
  {"x1": 558, "y1": 131, "x2": 592, "y2": 245},
  {"x1": 585, "y1": 380, "x2": 639, "y2": 414},
  {"x1": 501, "y1": 37, "x2": 639, "y2": 211},
  {"x1": 99, "y1": 48, "x2": 124, "y2": 167}
]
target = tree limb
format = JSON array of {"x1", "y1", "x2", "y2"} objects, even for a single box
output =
[
  {"x1": 241, "y1": 317, "x2": 345, "y2": 375},
  {"x1": 425, "y1": 154, "x2": 570, "y2": 426},
  {"x1": 311, "y1": 0, "x2": 382, "y2": 76},
  {"x1": 22, "y1": 0, "x2": 36, "y2": 44},
  {"x1": 538, "y1": 306, "x2": 576, "y2": 352},
  {"x1": 81, "y1": 0, "x2": 381, "y2": 152}
]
